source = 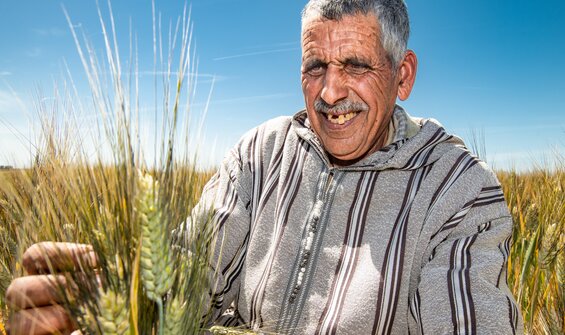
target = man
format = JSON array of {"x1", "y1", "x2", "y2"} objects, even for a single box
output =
[{"x1": 6, "y1": 0, "x2": 523, "y2": 334}]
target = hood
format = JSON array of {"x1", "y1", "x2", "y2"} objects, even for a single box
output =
[{"x1": 291, "y1": 105, "x2": 467, "y2": 171}]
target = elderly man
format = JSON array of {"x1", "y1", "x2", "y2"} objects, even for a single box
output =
[{"x1": 7, "y1": 0, "x2": 523, "y2": 334}]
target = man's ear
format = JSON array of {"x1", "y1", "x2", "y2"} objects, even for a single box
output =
[{"x1": 396, "y1": 50, "x2": 417, "y2": 101}]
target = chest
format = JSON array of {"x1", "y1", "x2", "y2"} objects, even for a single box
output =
[{"x1": 238, "y1": 165, "x2": 433, "y2": 334}]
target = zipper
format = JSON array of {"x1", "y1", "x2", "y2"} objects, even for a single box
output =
[
  {"x1": 288, "y1": 170, "x2": 333, "y2": 305},
  {"x1": 277, "y1": 169, "x2": 338, "y2": 334}
]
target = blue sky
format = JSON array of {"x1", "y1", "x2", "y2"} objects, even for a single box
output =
[{"x1": 0, "y1": 0, "x2": 563, "y2": 170}]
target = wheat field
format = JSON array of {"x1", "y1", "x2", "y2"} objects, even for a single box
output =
[
  {"x1": 0, "y1": 1, "x2": 563, "y2": 333},
  {"x1": 0, "y1": 1, "x2": 224, "y2": 332},
  {"x1": 1, "y1": 164, "x2": 564, "y2": 334},
  {"x1": 498, "y1": 166, "x2": 564, "y2": 334}
]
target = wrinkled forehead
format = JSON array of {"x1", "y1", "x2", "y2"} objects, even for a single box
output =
[{"x1": 300, "y1": 14, "x2": 381, "y2": 50}]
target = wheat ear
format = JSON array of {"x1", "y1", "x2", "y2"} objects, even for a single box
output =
[
  {"x1": 136, "y1": 171, "x2": 174, "y2": 334},
  {"x1": 163, "y1": 296, "x2": 184, "y2": 335},
  {"x1": 209, "y1": 326, "x2": 258, "y2": 335},
  {"x1": 81, "y1": 289, "x2": 129, "y2": 335},
  {"x1": 98, "y1": 290, "x2": 130, "y2": 334}
]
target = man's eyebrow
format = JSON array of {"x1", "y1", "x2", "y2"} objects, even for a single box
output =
[{"x1": 343, "y1": 57, "x2": 371, "y2": 67}]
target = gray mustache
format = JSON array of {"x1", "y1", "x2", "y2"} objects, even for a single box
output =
[{"x1": 314, "y1": 99, "x2": 369, "y2": 114}]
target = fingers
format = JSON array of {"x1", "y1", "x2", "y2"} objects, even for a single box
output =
[
  {"x1": 6, "y1": 243, "x2": 97, "y2": 335},
  {"x1": 7, "y1": 304, "x2": 75, "y2": 335},
  {"x1": 5, "y1": 274, "x2": 76, "y2": 309},
  {"x1": 22, "y1": 242, "x2": 98, "y2": 275}
]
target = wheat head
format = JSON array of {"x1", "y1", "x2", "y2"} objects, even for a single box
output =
[
  {"x1": 81, "y1": 289, "x2": 129, "y2": 335},
  {"x1": 136, "y1": 171, "x2": 175, "y2": 302}
]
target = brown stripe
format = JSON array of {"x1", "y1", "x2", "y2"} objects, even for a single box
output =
[
  {"x1": 316, "y1": 172, "x2": 378, "y2": 335},
  {"x1": 412, "y1": 289, "x2": 424, "y2": 335},
  {"x1": 195, "y1": 177, "x2": 240, "y2": 248},
  {"x1": 431, "y1": 200, "x2": 474, "y2": 239},
  {"x1": 472, "y1": 197, "x2": 505, "y2": 207},
  {"x1": 249, "y1": 128, "x2": 264, "y2": 222},
  {"x1": 401, "y1": 127, "x2": 448, "y2": 170},
  {"x1": 250, "y1": 139, "x2": 309, "y2": 327},
  {"x1": 458, "y1": 240, "x2": 468, "y2": 334},
  {"x1": 246, "y1": 129, "x2": 258, "y2": 173},
  {"x1": 448, "y1": 234, "x2": 478, "y2": 335},
  {"x1": 427, "y1": 151, "x2": 478, "y2": 219},
  {"x1": 448, "y1": 239, "x2": 458, "y2": 334},
  {"x1": 315, "y1": 172, "x2": 366, "y2": 335},
  {"x1": 385, "y1": 167, "x2": 429, "y2": 332},
  {"x1": 331, "y1": 173, "x2": 378, "y2": 334},
  {"x1": 496, "y1": 236, "x2": 511, "y2": 288},
  {"x1": 465, "y1": 235, "x2": 477, "y2": 335},
  {"x1": 212, "y1": 231, "x2": 250, "y2": 307},
  {"x1": 506, "y1": 296, "x2": 517, "y2": 335},
  {"x1": 481, "y1": 185, "x2": 502, "y2": 192},
  {"x1": 429, "y1": 152, "x2": 468, "y2": 208},
  {"x1": 253, "y1": 124, "x2": 290, "y2": 226},
  {"x1": 433, "y1": 183, "x2": 504, "y2": 240},
  {"x1": 372, "y1": 168, "x2": 425, "y2": 335}
]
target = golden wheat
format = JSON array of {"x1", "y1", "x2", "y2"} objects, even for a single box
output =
[
  {"x1": 0, "y1": 311, "x2": 5, "y2": 335},
  {"x1": 498, "y1": 165, "x2": 564, "y2": 335},
  {"x1": 0, "y1": 1, "x2": 219, "y2": 333}
]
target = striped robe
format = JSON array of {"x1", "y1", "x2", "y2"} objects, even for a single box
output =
[{"x1": 193, "y1": 106, "x2": 523, "y2": 334}]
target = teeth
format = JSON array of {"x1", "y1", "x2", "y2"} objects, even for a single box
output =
[{"x1": 326, "y1": 112, "x2": 358, "y2": 125}]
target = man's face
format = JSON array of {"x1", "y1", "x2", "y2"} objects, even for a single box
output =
[{"x1": 301, "y1": 13, "x2": 399, "y2": 164}]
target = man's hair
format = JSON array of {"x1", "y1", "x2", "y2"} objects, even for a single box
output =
[{"x1": 302, "y1": 0, "x2": 410, "y2": 67}]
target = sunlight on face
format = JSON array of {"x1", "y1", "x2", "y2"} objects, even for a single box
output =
[{"x1": 301, "y1": 13, "x2": 399, "y2": 165}]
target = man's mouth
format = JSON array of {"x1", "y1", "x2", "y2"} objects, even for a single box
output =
[{"x1": 326, "y1": 111, "x2": 359, "y2": 125}]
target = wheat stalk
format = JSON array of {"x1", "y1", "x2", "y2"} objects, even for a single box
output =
[
  {"x1": 0, "y1": 0, "x2": 223, "y2": 334},
  {"x1": 498, "y1": 161, "x2": 565, "y2": 334}
]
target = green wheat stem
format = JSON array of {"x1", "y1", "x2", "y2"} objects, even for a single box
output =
[{"x1": 157, "y1": 299, "x2": 164, "y2": 335}]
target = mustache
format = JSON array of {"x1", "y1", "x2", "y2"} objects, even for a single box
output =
[{"x1": 314, "y1": 99, "x2": 369, "y2": 114}]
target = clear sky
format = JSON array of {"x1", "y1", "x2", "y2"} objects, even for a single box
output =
[{"x1": 1, "y1": 0, "x2": 564, "y2": 170}]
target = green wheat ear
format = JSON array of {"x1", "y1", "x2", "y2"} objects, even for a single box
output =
[
  {"x1": 98, "y1": 290, "x2": 130, "y2": 334},
  {"x1": 82, "y1": 289, "x2": 129, "y2": 335},
  {"x1": 136, "y1": 171, "x2": 175, "y2": 302},
  {"x1": 163, "y1": 296, "x2": 184, "y2": 335},
  {"x1": 136, "y1": 170, "x2": 175, "y2": 334}
]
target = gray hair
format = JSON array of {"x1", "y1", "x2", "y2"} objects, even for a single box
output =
[{"x1": 302, "y1": 0, "x2": 410, "y2": 67}]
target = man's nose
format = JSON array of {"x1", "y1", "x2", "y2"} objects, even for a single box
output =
[{"x1": 320, "y1": 65, "x2": 348, "y2": 105}]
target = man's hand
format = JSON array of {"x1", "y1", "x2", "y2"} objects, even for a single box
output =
[{"x1": 5, "y1": 242, "x2": 98, "y2": 335}]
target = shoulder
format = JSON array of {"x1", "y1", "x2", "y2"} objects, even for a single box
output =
[
  {"x1": 412, "y1": 116, "x2": 499, "y2": 188},
  {"x1": 219, "y1": 115, "x2": 295, "y2": 183},
  {"x1": 425, "y1": 132, "x2": 504, "y2": 210},
  {"x1": 432, "y1": 134, "x2": 500, "y2": 191},
  {"x1": 233, "y1": 115, "x2": 294, "y2": 161},
  {"x1": 409, "y1": 118, "x2": 509, "y2": 221},
  {"x1": 421, "y1": 146, "x2": 510, "y2": 237}
]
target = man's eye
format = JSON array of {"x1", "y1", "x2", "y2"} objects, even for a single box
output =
[
  {"x1": 306, "y1": 64, "x2": 326, "y2": 76},
  {"x1": 345, "y1": 63, "x2": 370, "y2": 75}
]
